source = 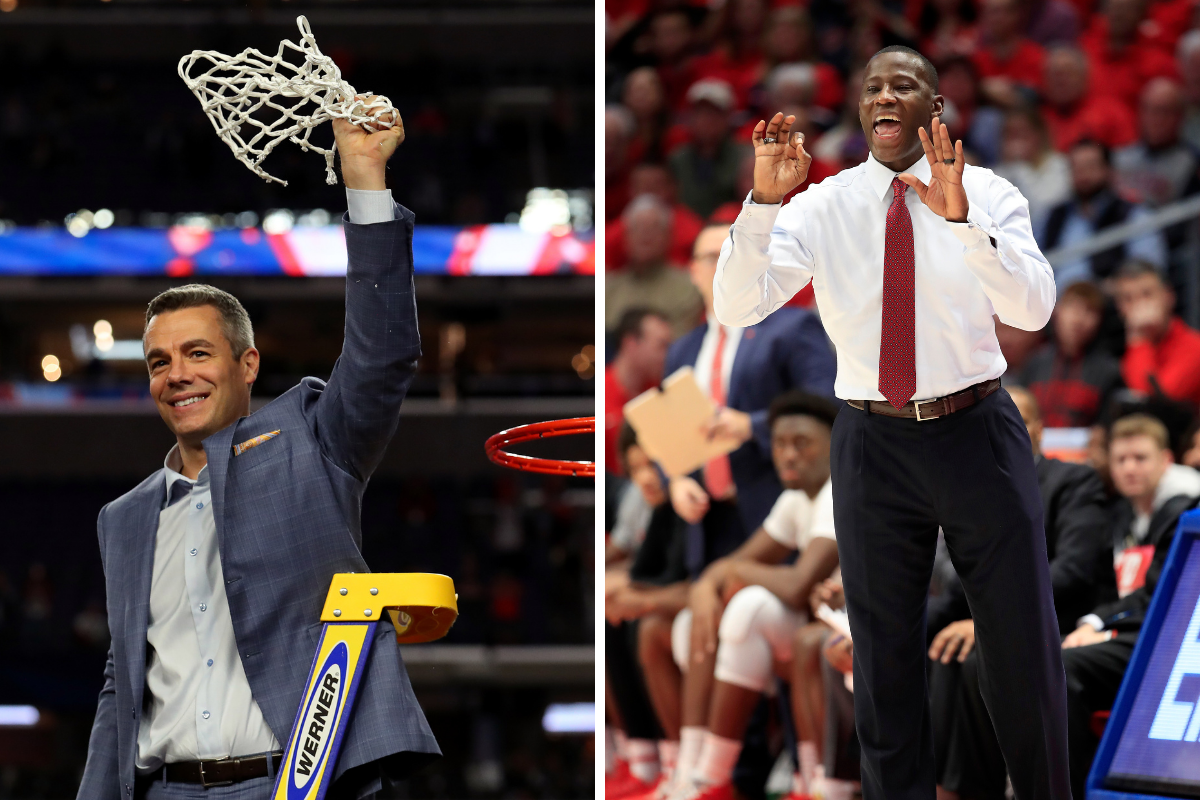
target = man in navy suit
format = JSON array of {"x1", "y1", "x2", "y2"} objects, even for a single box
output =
[
  {"x1": 78, "y1": 111, "x2": 438, "y2": 800},
  {"x1": 664, "y1": 221, "x2": 836, "y2": 546}
]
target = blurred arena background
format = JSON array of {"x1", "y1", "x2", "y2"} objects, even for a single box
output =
[{"x1": 0, "y1": 1, "x2": 594, "y2": 798}]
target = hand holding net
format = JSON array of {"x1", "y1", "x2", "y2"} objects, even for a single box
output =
[{"x1": 178, "y1": 15, "x2": 396, "y2": 187}]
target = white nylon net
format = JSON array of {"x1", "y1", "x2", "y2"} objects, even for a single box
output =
[{"x1": 178, "y1": 15, "x2": 396, "y2": 187}]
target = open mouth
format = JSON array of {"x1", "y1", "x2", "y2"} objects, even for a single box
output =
[
  {"x1": 873, "y1": 115, "x2": 902, "y2": 140},
  {"x1": 170, "y1": 394, "x2": 209, "y2": 409}
]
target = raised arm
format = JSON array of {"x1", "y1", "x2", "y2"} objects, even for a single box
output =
[
  {"x1": 898, "y1": 117, "x2": 1055, "y2": 331},
  {"x1": 310, "y1": 108, "x2": 421, "y2": 481},
  {"x1": 714, "y1": 113, "x2": 818, "y2": 326}
]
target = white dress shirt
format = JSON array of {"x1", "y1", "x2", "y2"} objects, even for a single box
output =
[
  {"x1": 136, "y1": 188, "x2": 393, "y2": 770},
  {"x1": 691, "y1": 313, "x2": 743, "y2": 404},
  {"x1": 714, "y1": 154, "x2": 1056, "y2": 402},
  {"x1": 136, "y1": 448, "x2": 279, "y2": 770}
]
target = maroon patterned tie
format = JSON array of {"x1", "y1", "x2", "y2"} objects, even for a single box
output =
[{"x1": 878, "y1": 177, "x2": 916, "y2": 409}]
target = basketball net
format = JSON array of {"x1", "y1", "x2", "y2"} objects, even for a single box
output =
[{"x1": 177, "y1": 15, "x2": 396, "y2": 187}]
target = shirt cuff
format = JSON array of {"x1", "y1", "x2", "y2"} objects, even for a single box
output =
[
  {"x1": 1078, "y1": 614, "x2": 1105, "y2": 632},
  {"x1": 946, "y1": 206, "x2": 997, "y2": 249},
  {"x1": 735, "y1": 191, "x2": 781, "y2": 235},
  {"x1": 345, "y1": 188, "x2": 395, "y2": 225}
]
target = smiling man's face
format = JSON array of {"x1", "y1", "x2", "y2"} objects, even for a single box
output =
[
  {"x1": 858, "y1": 51, "x2": 942, "y2": 170},
  {"x1": 144, "y1": 304, "x2": 259, "y2": 447}
]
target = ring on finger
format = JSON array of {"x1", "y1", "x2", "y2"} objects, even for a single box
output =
[
  {"x1": 763, "y1": 137, "x2": 777, "y2": 143},
  {"x1": 943, "y1": 158, "x2": 955, "y2": 165}
]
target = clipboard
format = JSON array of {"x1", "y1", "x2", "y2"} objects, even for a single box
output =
[{"x1": 622, "y1": 366, "x2": 739, "y2": 478}]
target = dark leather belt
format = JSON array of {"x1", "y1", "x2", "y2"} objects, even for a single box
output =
[
  {"x1": 847, "y1": 379, "x2": 1002, "y2": 421},
  {"x1": 162, "y1": 752, "x2": 283, "y2": 787}
]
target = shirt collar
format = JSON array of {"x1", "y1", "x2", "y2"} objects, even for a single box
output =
[
  {"x1": 864, "y1": 152, "x2": 932, "y2": 202},
  {"x1": 162, "y1": 444, "x2": 208, "y2": 506}
]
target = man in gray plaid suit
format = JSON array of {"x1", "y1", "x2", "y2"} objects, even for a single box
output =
[{"x1": 77, "y1": 110, "x2": 439, "y2": 800}]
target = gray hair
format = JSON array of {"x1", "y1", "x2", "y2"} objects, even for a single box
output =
[
  {"x1": 144, "y1": 284, "x2": 255, "y2": 358},
  {"x1": 622, "y1": 193, "x2": 673, "y2": 229}
]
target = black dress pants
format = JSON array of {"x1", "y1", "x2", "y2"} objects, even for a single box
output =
[{"x1": 830, "y1": 390, "x2": 1071, "y2": 800}]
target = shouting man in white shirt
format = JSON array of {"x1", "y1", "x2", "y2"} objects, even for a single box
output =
[{"x1": 713, "y1": 46, "x2": 1070, "y2": 800}]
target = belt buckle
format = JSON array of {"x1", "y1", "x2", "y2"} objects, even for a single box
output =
[
  {"x1": 914, "y1": 398, "x2": 939, "y2": 422},
  {"x1": 199, "y1": 761, "x2": 234, "y2": 789}
]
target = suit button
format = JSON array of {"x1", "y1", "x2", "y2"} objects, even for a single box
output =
[{"x1": 131, "y1": 707, "x2": 136, "y2": 718}]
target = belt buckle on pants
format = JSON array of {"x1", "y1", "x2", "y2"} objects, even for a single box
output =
[
  {"x1": 914, "y1": 398, "x2": 939, "y2": 421},
  {"x1": 199, "y1": 761, "x2": 234, "y2": 789}
]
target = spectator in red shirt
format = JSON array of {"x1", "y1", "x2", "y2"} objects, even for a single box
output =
[
  {"x1": 606, "y1": 163, "x2": 705, "y2": 271},
  {"x1": 1041, "y1": 45, "x2": 1138, "y2": 150},
  {"x1": 912, "y1": 0, "x2": 979, "y2": 62},
  {"x1": 623, "y1": 67, "x2": 670, "y2": 166},
  {"x1": 1019, "y1": 280, "x2": 1124, "y2": 427},
  {"x1": 1080, "y1": 0, "x2": 1178, "y2": 110},
  {"x1": 757, "y1": 6, "x2": 845, "y2": 113},
  {"x1": 651, "y1": 9, "x2": 702, "y2": 113},
  {"x1": 691, "y1": 0, "x2": 768, "y2": 104},
  {"x1": 1114, "y1": 259, "x2": 1200, "y2": 407},
  {"x1": 973, "y1": 0, "x2": 1047, "y2": 97},
  {"x1": 606, "y1": 309, "x2": 674, "y2": 476}
]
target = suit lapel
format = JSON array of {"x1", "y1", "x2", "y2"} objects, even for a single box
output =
[
  {"x1": 202, "y1": 422, "x2": 239, "y2": 552},
  {"x1": 123, "y1": 475, "x2": 166, "y2": 704}
]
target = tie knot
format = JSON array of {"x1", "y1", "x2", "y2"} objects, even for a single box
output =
[{"x1": 892, "y1": 177, "x2": 906, "y2": 199}]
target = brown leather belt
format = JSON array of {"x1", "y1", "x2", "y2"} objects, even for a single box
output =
[
  {"x1": 847, "y1": 379, "x2": 1002, "y2": 421},
  {"x1": 162, "y1": 752, "x2": 283, "y2": 787}
]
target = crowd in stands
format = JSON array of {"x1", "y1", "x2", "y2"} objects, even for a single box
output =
[{"x1": 605, "y1": 0, "x2": 1200, "y2": 796}]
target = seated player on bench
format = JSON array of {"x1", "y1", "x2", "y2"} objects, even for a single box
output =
[{"x1": 660, "y1": 392, "x2": 841, "y2": 800}]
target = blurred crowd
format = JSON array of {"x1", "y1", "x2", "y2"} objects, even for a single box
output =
[
  {"x1": 604, "y1": 0, "x2": 1200, "y2": 338},
  {"x1": 604, "y1": 0, "x2": 1200, "y2": 796}
]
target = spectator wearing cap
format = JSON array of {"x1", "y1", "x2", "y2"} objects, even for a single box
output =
[
  {"x1": 606, "y1": 309, "x2": 674, "y2": 477},
  {"x1": 972, "y1": 0, "x2": 1047, "y2": 96},
  {"x1": 606, "y1": 164, "x2": 705, "y2": 272},
  {"x1": 1114, "y1": 259, "x2": 1200, "y2": 407},
  {"x1": 993, "y1": 105, "x2": 1071, "y2": 237},
  {"x1": 1019, "y1": 281, "x2": 1124, "y2": 427},
  {"x1": 1080, "y1": 0, "x2": 1179, "y2": 112},
  {"x1": 669, "y1": 80, "x2": 752, "y2": 220},
  {"x1": 608, "y1": 104, "x2": 637, "y2": 221},
  {"x1": 605, "y1": 195, "x2": 705, "y2": 340},
  {"x1": 1178, "y1": 30, "x2": 1200, "y2": 151},
  {"x1": 1040, "y1": 46, "x2": 1137, "y2": 151},
  {"x1": 1040, "y1": 139, "x2": 1167, "y2": 288},
  {"x1": 1115, "y1": 77, "x2": 1200, "y2": 209}
]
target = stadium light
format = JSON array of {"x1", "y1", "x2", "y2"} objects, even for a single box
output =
[
  {"x1": 541, "y1": 702, "x2": 595, "y2": 734},
  {"x1": 0, "y1": 706, "x2": 39, "y2": 726},
  {"x1": 41, "y1": 355, "x2": 61, "y2": 382},
  {"x1": 93, "y1": 209, "x2": 115, "y2": 229}
]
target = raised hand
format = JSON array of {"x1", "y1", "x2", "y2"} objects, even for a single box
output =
[
  {"x1": 751, "y1": 112, "x2": 812, "y2": 205},
  {"x1": 897, "y1": 116, "x2": 968, "y2": 223},
  {"x1": 333, "y1": 95, "x2": 405, "y2": 191}
]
